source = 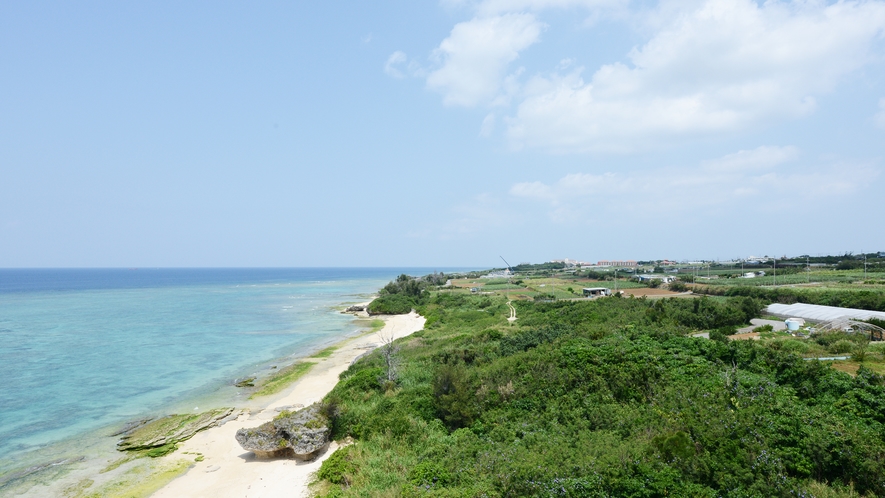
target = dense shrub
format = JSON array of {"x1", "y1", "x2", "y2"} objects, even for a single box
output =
[
  {"x1": 317, "y1": 294, "x2": 885, "y2": 497},
  {"x1": 366, "y1": 294, "x2": 414, "y2": 315},
  {"x1": 317, "y1": 445, "x2": 355, "y2": 485},
  {"x1": 696, "y1": 285, "x2": 885, "y2": 312},
  {"x1": 668, "y1": 281, "x2": 688, "y2": 292}
]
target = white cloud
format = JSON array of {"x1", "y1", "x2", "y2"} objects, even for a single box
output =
[
  {"x1": 441, "y1": 193, "x2": 516, "y2": 239},
  {"x1": 506, "y1": 0, "x2": 885, "y2": 151},
  {"x1": 448, "y1": 0, "x2": 625, "y2": 16},
  {"x1": 426, "y1": 14, "x2": 543, "y2": 107},
  {"x1": 876, "y1": 98, "x2": 885, "y2": 128},
  {"x1": 384, "y1": 51, "x2": 408, "y2": 78},
  {"x1": 702, "y1": 146, "x2": 799, "y2": 172},
  {"x1": 509, "y1": 146, "x2": 877, "y2": 221},
  {"x1": 418, "y1": 0, "x2": 885, "y2": 152},
  {"x1": 510, "y1": 172, "x2": 618, "y2": 202},
  {"x1": 480, "y1": 113, "x2": 497, "y2": 137}
]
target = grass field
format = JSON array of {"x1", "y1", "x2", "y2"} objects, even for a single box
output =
[
  {"x1": 699, "y1": 270, "x2": 884, "y2": 287},
  {"x1": 448, "y1": 276, "x2": 653, "y2": 302}
]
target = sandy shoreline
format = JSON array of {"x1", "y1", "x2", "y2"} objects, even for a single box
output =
[{"x1": 150, "y1": 310, "x2": 425, "y2": 498}]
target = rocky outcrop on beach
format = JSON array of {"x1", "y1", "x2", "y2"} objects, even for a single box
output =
[
  {"x1": 235, "y1": 402, "x2": 330, "y2": 459},
  {"x1": 343, "y1": 305, "x2": 366, "y2": 313},
  {"x1": 116, "y1": 408, "x2": 235, "y2": 452}
]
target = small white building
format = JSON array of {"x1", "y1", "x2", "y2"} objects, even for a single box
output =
[
  {"x1": 634, "y1": 274, "x2": 676, "y2": 284},
  {"x1": 583, "y1": 287, "x2": 611, "y2": 297}
]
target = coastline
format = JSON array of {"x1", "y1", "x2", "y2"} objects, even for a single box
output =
[
  {"x1": 146, "y1": 309, "x2": 425, "y2": 498},
  {"x1": 0, "y1": 298, "x2": 416, "y2": 498}
]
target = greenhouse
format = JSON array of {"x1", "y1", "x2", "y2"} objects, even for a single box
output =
[{"x1": 766, "y1": 302, "x2": 885, "y2": 322}]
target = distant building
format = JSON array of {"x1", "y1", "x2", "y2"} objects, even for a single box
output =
[
  {"x1": 634, "y1": 275, "x2": 675, "y2": 284},
  {"x1": 583, "y1": 287, "x2": 611, "y2": 297},
  {"x1": 551, "y1": 258, "x2": 593, "y2": 267},
  {"x1": 597, "y1": 260, "x2": 638, "y2": 267},
  {"x1": 481, "y1": 269, "x2": 511, "y2": 279}
]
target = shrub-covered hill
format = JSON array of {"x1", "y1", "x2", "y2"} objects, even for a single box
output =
[
  {"x1": 367, "y1": 273, "x2": 447, "y2": 315},
  {"x1": 315, "y1": 293, "x2": 885, "y2": 497}
]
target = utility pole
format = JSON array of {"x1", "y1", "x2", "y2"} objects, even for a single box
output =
[
  {"x1": 807, "y1": 256, "x2": 810, "y2": 284},
  {"x1": 773, "y1": 258, "x2": 777, "y2": 286}
]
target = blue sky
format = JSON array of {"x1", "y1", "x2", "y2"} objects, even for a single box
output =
[{"x1": 2, "y1": 0, "x2": 884, "y2": 267}]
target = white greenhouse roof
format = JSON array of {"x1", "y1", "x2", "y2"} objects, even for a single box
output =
[{"x1": 766, "y1": 303, "x2": 885, "y2": 322}]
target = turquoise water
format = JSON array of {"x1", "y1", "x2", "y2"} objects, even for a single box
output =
[{"x1": 0, "y1": 268, "x2": 438, "y2": 478}]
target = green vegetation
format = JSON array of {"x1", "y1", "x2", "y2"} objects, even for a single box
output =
[
  {"x1": 312, "y1": 346, "x2": 339, "y2": 358},
  {"x1": 77, "y1": 459, "x2": 192, "y2": 498},
  {"x1": 251, "y1": 362, "x2": 315, "y2": 398},
  {"x1": 367, "y1": 273, "x2": 447, "y2": 315},
  {"x1": 669, "y1": 281, "x2": 689, "y2": 292},
  {"x1": 694, "y1": 285, "x2": 885, "y2": 312},
  {"x1": 234, "y1": 376, "x2": 255, "y2": 387},
  {"x1": 317, "y1": 445, "x2": 356, "y2": 485},
  {"x1": 367, "y1": 293, "x2": 415, "y2": 314},
  {"x1": 314, "y1": 292, "x2": 885, "y2": 497},
  {"x1": 142, "y1": 443, "x2": 178, "y2": 458},
  {"x1": 100, "y1": 456, "x2": 135, "y2": 474}
]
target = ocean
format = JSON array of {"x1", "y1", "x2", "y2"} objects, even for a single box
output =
[{"x1": 0, "y1": 267, "x2": 443, "y2": 484}]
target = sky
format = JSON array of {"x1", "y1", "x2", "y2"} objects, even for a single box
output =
[{"x1": 2, "y1": 0, "x2": 884, "y2": 267}]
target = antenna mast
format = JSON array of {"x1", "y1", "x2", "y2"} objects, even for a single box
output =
[{"x1": 499, "y1": 256, "x2": 513, "y2": 273}]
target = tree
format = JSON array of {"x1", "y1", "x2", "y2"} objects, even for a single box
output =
[
  {"x1": 377, "y1": 326, "x2": 400, "y2": 388},
  {"x1": 669, "y1": 281, "x2": 688, "y2": 292}
]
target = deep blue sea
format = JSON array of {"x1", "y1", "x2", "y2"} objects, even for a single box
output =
[{"x1": 0, "y1": 268, "x2": 444, "y2": 477}]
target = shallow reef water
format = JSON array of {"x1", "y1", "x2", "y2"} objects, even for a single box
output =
[{"x1": 0, "y1": 267, "x2": 441, "y2": 484}]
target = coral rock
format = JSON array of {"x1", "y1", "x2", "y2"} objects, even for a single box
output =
[{"x1": 235, "y1": 403, "x2": 329, "y2": 459}]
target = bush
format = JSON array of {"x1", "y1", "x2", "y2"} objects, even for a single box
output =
[
  {"x1": 669, "y1": 281, "x2": 688, "y2": 292},
  {"x1": 317, "y1": 445, "x2": 355, "y2": 485},
  {"x1": 829, "y1": 339, "x2": 854, "y2": 354},
  {"x1": 709, "y1": 328, "x2": 729, "y2": 342},
  {"x1": 780, "y1": 339, "x2": 810, "y2": 355},
  {"x1": 367, "y1": 294, "x2": 415, "y2": 315},
  {"x1": 853, "y1": 341, "x2": 869, "y2": 362}
]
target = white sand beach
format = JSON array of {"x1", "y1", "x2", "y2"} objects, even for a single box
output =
[{"x1": 151, "y1": 311, "x2": 425, "y2": 498}]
